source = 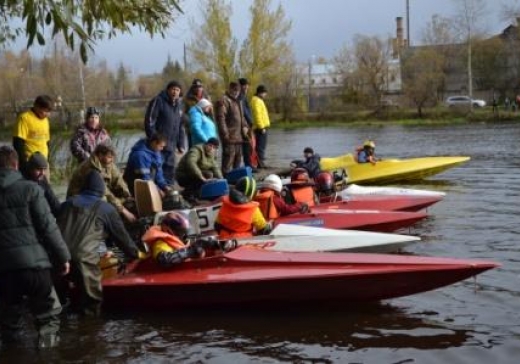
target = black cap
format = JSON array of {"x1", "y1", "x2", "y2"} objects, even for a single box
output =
[
  {"x1": 82, "y1": 170, "x2": 106, "y2": 196},
  {"x1": 303, "y1": 147, "x2": 314, "y2": 154},
  {"x1": 206, "y1": 137, "x2": 220, "y2": 147},
  {"x1": 27, "y1": 152, "x2": 48, "y2": 169},
  {"x1": 238, "y1": 78, "x2": 249, "y2": 86},
  {"x1": 85, "y1": 106, "x2": 100, "y2": 119},
  {"x1": 256, "y1": 85, "x2": 267, "y2": 94}
]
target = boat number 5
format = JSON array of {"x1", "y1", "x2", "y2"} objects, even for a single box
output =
[{"x1": 195, "y1": 204, "x2": 222, "y2": 230}]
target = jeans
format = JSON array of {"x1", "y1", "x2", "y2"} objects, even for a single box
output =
[
  {"x1": 254, "y1": 129, "x2": 268, "y2": 167},
  {"x1": 161, "y1": 150, "x2": 177, "y2": 185}
]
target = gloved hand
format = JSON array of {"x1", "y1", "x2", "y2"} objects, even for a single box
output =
[
  {"x1": 186, "y1": 244, "x2": 205, "y2": 259},
  {"x1": 219, "y1": 239, "x2": 238, "y2": 252},
  {"x1": 299, "y1": 202, "x2": 310, "y2": 213}
]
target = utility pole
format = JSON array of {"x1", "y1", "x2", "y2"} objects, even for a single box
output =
[{"x1": 406, "y1": 0, "x2": 410, "y2": 47}]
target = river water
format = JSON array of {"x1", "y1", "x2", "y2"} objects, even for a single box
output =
[{"x1": 1, "y1": 122, "x2": 519, "y2": 363}]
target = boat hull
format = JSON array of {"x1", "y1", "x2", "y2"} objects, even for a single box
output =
[
  {"x1": 320, "y1": 155, "x2": 470, "y2": 185},
  {"x1": 102, "y1": 247, "x2": 498, "y2": 310},
  {"x1": 274, "y1": 209, "x2": 427, "y2": 232},
  {"x1": 319, "y1": 194, "x2": 443, "y2": 212}
]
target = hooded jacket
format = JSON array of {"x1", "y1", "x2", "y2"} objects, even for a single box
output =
[
  {"x1": 144, "y1": 90, "x2": 185, "y2": 152},
  {"x1": 188, "y1": 105, "x2": 218, "y2": 146},
  {"x1": 123, "y1": 138, "x2": 168, "y2": 194},
  {"x1": 0, "y1": 168, "x2": 70, "y2": 272}
]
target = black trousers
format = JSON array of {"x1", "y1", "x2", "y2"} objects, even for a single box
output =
[{"x1": 0, "y1": 268, "x2": 62, "y2": 343}]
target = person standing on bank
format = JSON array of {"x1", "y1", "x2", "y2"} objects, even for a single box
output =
[
  {"x1": 25, "y1": 152, "x2": 62, "y2": 217},
  {"x1": 0, "y1": 146, "x2": 70, "y2": 349},
  {"x1": 188, "y1": 98, "x2": 218, "y2": 146},
  {"x1": 251, "y1": 85, "x2": 271, "y2": 169},
  {"x1": 144, "y1": 80, "x2": 185, "y2": 185},
  {"x1": 70, "y1": 106, "x2": 111, "y2": 164},
  {"x1": 12, "y1": 95, "x2": 54, "y2": 176},
  {"x1": 216, "y1": 82, "x2": 249, "y2": 175},
  {"x1": 238, "y1": 78, "x2": 255, "y2": 169}
]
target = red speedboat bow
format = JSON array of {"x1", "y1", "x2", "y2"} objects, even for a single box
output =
[{"x1": 103, "y1": 247, "x2": 498, "y2": 310}]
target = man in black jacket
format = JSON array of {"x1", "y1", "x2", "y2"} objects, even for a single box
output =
[
  {"x1": 144, "y1": 80, "x2": 186, "y2": 185},
  {"x1": 24, "y1": 152, "x2": 61, "y2": 217},
  {"x1": 0, "y1": 145, "x2": 70, "y2": 349},
  {"x1": 57, "y1": 170, "x2": 140, "y2": 316}
]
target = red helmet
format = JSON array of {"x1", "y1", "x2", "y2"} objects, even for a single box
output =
[
  {"x1": 290, "y1": 168, "x2": 310, "y2": 184},
  {"x1": 315, "y1": 172, "x2": 335, "y2": 193}
]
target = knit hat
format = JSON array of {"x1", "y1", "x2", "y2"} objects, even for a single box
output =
[
  {"x1": 256, "y1": 85, "x2": 267, "y2": 94},
  {"x1": 82, "y1": 170, "x2": 106, "y2": 196},
  {"x1": 27, "y1": 152, "x2": 48, "y2": 169},
  {"x1": 166, "y1": 80, "x2": 182, "y2": 90},
  {"x1": 238, "y1": 78, "x2": 249, "y2": 86},
  {"x1": 192, "y1": 79, "x2": 203, "y2": 87},
  {"x1": 206, "y1": 137, "x2": 220, "y2": 147},
  {"x1": 303, "y1": 147, "x2": 314, "y2": 154},
  {"x1": 197, "y1": 98, "x2": 212, "y2": 109}
]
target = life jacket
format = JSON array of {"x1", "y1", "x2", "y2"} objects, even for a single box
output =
[
  {"x1": 289, "y1": 185, "x2": 316, "y2": 207},
  {"x1": 216, "y1": 196, "x2": 259, "y2": 238},
  {"x1": 254, "y1": 189, "x2": 280, "y2": 219},
  {"x1": 354, "y1": 146, "x2": 363, "y2": 162},
  {"x1": 142, "y1": 225, "x2": 186, "y2": 250}
]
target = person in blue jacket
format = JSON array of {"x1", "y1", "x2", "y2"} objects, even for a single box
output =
[
  {"x1": 188, "y1": 98, "x2": 218, "y2": 146},
  {"x1": 144, "y1": 80, "x2": 185, "y2": 185},
  {"x1": 123, "y1": 133, "x2": 171, "y2": 196}
]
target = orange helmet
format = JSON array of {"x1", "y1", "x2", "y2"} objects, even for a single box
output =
[
  {"x1": 315, "y1": 172, "x2": 335, "y2": 193},
  {"x1": 291, "y1": 168, "x2": 310, "y2": 184}
]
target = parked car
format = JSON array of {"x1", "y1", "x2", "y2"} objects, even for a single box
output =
[{"x1": 445, "y1": 96, "x2": 487, "y2": 108}]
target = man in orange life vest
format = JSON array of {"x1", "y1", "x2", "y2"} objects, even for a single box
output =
[
  {"x1": 285, "y1": 168, "x2": 319, "y2": 207},
  {"x1": 214, "y1": 176, "x2": 271, "y2": 238},
  {"x1": 141, "y1": 212, "x2": 204, "y2": 267},
  {"x1": 255, "y1": 174, "x2": 309, "y2": 219}
]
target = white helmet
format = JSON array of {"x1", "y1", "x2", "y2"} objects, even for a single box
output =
[{"x1": 262, "y1": 174, "x2": 283, "y2": 193}]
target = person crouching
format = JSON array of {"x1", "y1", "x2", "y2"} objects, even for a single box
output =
[{"x1": 255, "y1": 174, "x2": 309, "y2": 219}]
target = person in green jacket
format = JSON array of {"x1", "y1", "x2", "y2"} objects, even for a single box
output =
[
  {"x1": 0, "y1": 145, "x2": 70, "y2": 349},
  {"x1": 67, "y1": 144, "x2": 136, "y2": 223},
  {"x1": 175, "y1": 138, "x2": 223, "y2": 202},
  {"x1": 58, "y1": 170, "x2": 140, "y2": 316}
]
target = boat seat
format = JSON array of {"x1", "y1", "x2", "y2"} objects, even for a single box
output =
[{"x1": 134, "y1": 179, "x2": 163, "y2": 218}]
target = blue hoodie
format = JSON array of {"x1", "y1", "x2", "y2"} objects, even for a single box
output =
[
  {"x1": 123, "y1": 138, "x2": 167, "y2": 194},
  {"x1": 188, "y1": 105, "x2": 218, "y2": 146}
]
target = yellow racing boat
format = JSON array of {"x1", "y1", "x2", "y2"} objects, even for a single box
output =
[{"x1": 320, "y1": 154, "x2": 470, "y2": 185}]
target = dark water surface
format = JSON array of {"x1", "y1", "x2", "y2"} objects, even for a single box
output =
[{"x1": 1, "y1": 122, "x2": 519, "y2": 363}]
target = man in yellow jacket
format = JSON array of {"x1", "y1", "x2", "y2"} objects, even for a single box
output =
[{"x1": 251, "y1": 85, "x2": 270, "y2": 169}]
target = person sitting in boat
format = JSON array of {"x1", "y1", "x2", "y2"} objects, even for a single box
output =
[
  {"x1": 123, "y1": 132, "x2": 172, "y2": 197},
  {"x1": 315, "y1": 171, "x2": 339, "y2": 202},
  {"x1": 254, "y1": 174, "x2": 309, "y2": 219},
  {"x1": 67, "y1": 144, "x2": 136, "y2": 223},
  {"x1": 175, "y1": 137, "x2": 223, "y2": 203},
  {"x1": 290, "y1": 147, "x2": 321, "y2": 178},
  {"x1": 214, "y1": 176, "x2": 272, "y2": 238},
  {"x1": 284, "y1": 168, "x2": 319, "y2": 207},
  {"x1": 357, "y1": 140, "x2": 377, "y2": 165},
  {"x1": 141, "y1": 212, "x2": 206, "y2": 268}
]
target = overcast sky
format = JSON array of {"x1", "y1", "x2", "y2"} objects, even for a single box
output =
[{"x1": 13, "y1": 0, "x2": 516, "y2": 74}]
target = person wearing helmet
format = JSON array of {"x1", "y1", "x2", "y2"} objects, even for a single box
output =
[
  {"x1": 141, "y1": 212, "x2": 205, "y2": 267},
  {"x1": 290, "y1": 147, "x2": 321, "y2": 178},
  {"x1": 214, "y1": 176, "x2": 271, "y2": 238},
  {"x1": 286, "y1": 168, "x2": 319, "y2": 207},
  {"x1": 357, "y1": 140, "x2": 377, "y2": 164},
  {"x1": 315, "y1": 171, "x2": 339, "y2": 202},
  {"x1": 254, "y1": 174, "x2": 309, "y2": 219},
  {"x1": 70, "y1": 106, "x2": 111, "y2": 163}
]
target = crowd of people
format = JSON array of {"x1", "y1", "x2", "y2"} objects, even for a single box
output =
[{"x1": 0, "y1": 81, "x2": 374, "y2": 350}]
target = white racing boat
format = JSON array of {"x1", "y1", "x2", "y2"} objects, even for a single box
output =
[
  {"x1": 236, "y1": 224, "x2": 420, "y2": 253},
  {"x1": 341, "y1": 184, "x2": 446, "y2": 197}
]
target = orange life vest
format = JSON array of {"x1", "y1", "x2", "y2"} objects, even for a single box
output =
[
  {"x1": 216, "y1": 196, "x2": 259, "y2": 238},
  {"x1": 254, "y1": 189, "x2": 280, "y2": 219},
  {"x1": 289, "y1": 185, "x2": 316, "y2": 207},
  {"x1": 142, "y1": 225, "x2": 186, "y2": 250}
]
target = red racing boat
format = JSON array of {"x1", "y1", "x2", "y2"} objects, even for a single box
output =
[
  {"x1": 102, "y1": 246, "x2": 498, "y2": 310},
  {"x1": 274, "y1": 208, "x2": 427, "y2": 233},
  {"x1": 318, "y1": 194, "x2": 443, "y2": 212}
]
